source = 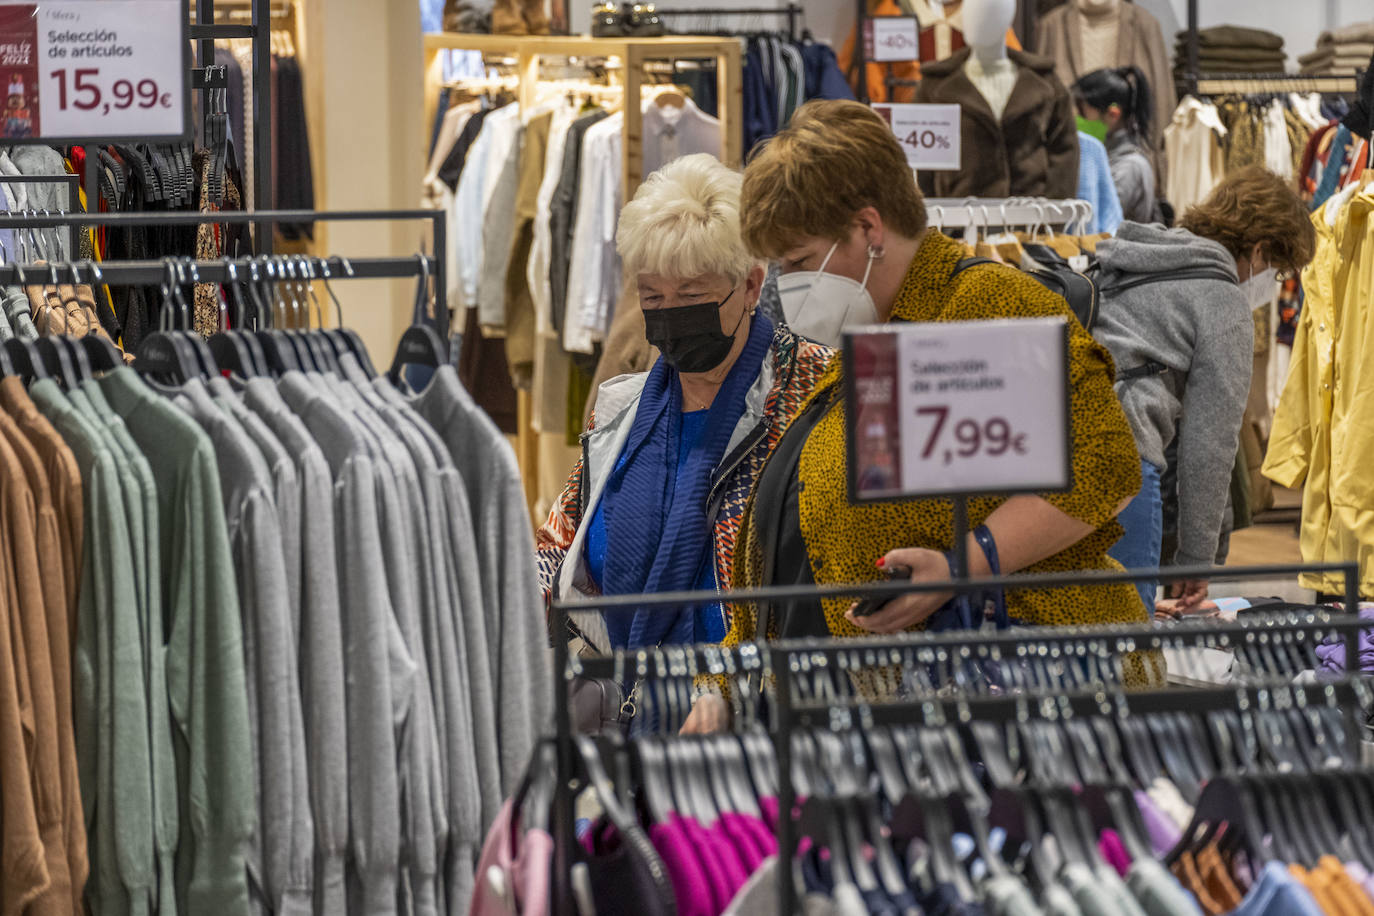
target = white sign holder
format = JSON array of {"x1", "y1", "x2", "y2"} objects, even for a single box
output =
[
  {"x1": 844, "y1": 317, "x2": 1071, "y2": 575},
  {"x1": 0, "y1": 0, "x2": 189, "y2": 145},
  {"x1": 871, "y1": 102, "x2": 961, "y2": 171}
]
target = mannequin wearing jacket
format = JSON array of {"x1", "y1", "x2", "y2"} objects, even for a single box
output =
[
  {"x1": 1034, "y1": 0, "x2": 1174, "y2": 190},
  {"x1": 914, "y1": 0, "x2": 1079, "y2": 198}
]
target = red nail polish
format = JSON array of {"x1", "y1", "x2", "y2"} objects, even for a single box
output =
[{"x1": 876, "y1": 558, "x2": 886, "y2": 568}]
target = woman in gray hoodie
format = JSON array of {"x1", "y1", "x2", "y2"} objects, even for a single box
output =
[{"x1": 1093, "y1": 166, "x2": 1314, "y2": 614}]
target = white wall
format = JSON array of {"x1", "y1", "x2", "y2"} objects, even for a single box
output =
[{"x1": 305, "y1": 0, "x2": 425, "y2": 363}]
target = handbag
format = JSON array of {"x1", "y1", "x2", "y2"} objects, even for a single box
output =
[{"x1": 569, "y1": 675, "x2": 632, "y2": 736}]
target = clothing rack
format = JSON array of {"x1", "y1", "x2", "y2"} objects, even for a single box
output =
[
  {"x1": 0, "y1": 173, "x2": 82, "y2": 259},
  {"x1": 188, "y1": 0, "x2": 273, "y2": 247},
  {"x1": 547, "y1": 558, "x2": 1362, "y2": 916},
  {"x1": 923, "y1": 197, "x2": 1095, "y2": 233},
  {"x1": 423, "y1": 33, "x2": 744, "y2": 200},
  {"x1": 653, "y1": 4, "x2": 804, "y2": 41},
  {"x1": 770, "y1": 642, "x2": 1369, "y2": 914},
  {"x1": 1193, "y1": 74, "x2": 1362, "y2": 96},
  {"x1": 0, "y1": 208, "x2": 449, "y2": 335}
]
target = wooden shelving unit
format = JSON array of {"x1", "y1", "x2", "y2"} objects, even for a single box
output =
[
  {"x1": 423, "y1": 32, "x2": 744, "y2": 514},
  {"x1": 423, "y1": 32, "x2": 743, "y2": 199}
]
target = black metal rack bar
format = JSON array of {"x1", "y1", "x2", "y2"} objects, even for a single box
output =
[
  {"x1": 552, "y1": 560, "x2": 1358, "y2": 615},
  {"x1": 0, "y1": 208, "x2": 448, "y2": 337},
  {"x1": 0, "y1": 256, "x2": 435, "y2": 287}
]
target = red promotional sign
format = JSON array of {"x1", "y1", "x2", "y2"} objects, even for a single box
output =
[{"x1": 0, "y1": 5, "x2": 40, "y2": 139}]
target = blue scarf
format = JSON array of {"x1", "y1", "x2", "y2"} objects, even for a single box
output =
[{"x1": 600, "y1": 314, "x2": 774, "y2": 649}]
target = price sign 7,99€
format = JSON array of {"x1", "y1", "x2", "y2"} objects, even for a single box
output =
[
  {"x1": 0, "y1": 0, "x2": 187, "y2": 144},
  {"x1": 844, "y1": 318, "x2": 1071, "y2": 502}
]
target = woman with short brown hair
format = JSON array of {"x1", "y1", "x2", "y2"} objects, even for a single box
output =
[{"x1": 1094, "y1": 165, "x2": 1316, "y2": 614}]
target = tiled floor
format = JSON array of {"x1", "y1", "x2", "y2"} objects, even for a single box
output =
[{"x1": 1214, "y1": 487, "x2": 1313, "y2": 603}]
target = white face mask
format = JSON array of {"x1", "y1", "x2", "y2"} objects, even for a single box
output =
[
  {"x1": 1240, "y1": 262, "x2": 1278, "y2": 311},
  {"x1": 776, "y1": 240, "x2": 879, "y2": 348}
]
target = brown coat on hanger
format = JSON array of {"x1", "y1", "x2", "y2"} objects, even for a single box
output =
[
  {"x1": 1033, "y1": 1, "x2": 1175, "y2": 190},
  {"x1": 914, "y1": 47, "x2": 1079, "y2": 199}
]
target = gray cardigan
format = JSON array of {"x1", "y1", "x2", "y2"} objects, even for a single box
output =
[{"x1": 1094, "y1": 221, "x2": 1251, "y2": 567}]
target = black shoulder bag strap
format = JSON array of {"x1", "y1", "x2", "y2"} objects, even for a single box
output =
[{"x1": 1101, "y1": 267, "x2": 1238, "y2": 382}]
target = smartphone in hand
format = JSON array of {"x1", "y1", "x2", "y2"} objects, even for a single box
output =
[{"x1": 851, "y1": 565, "x2": 913, "y2": 617}]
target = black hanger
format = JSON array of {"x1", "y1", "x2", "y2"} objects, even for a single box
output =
[
  {"x1": 706, "y1": 734, "x2": 760, "y2": 818},
  {"x1": 318, "y1": 257, "x2": 378, "y2": 378},
  {"x1": 738, "y1": 729, "x2": 777, "y2": 800},
  {"x1": 134, "y1": 264, "x2": 207, "y2": 382},
  {"x1": 387, "y1": 255, "x2": 447, "y2": 384},
  {"x1": 863, "y1": 727, "x2": 909, "y2": 806},
  {"x1": 33, "y1": 337, "x2": 81, "y2": 389},
  {"x1": 667, "y1": 733, "x2": 719, "y2": 825},
  {"x1": 246, "y1": 259, "x2": 302, "y2": 374},
  {"x1": 279, "y1": 257, "x2": 332, "y2": 372},
  {"x1": 511, "y1": 740, "x2": 556, "y2": 837},
  {"x1": 629, "y1": 735, "x2": 676, "y2": 826},
  {"x1": 3, "y1": 338, "x2": 50, "y2": 382}
]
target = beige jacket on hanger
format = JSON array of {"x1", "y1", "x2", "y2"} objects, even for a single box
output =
[{"x1": 1034, "y1": 2, "x2": 1174, "y2": 192}]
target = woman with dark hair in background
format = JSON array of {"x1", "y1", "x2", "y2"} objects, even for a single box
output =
[{"x1": 1073, "y1": 66, "x2": 1164, "y2": 224}]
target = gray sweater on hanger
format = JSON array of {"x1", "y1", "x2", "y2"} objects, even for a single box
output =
[
  {"x1": 408, "y1": 365, "x2": 553, "y2": 797},
  {"x1": 240, "y1": 378, "x2": 351, "y2": 916},
  {"x1": 1094, "y1": 221, "x2": 1251, "y2": 568}
]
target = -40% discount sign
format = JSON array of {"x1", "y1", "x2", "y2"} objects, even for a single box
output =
[
  {"x1": 844, "y1": 318, "x2": 1071, "y2": 501},
  {"x1": 871, "y1": 103, "x2": 961, "y2": 171}
]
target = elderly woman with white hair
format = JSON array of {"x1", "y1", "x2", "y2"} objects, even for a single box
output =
[{"x1": 535, "y1": 153, "x2": 832, "y2": 683}]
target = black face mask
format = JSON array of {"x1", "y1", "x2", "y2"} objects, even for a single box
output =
[{"x1": 642, "y1": 288, "x2": 746, "y2": 374}]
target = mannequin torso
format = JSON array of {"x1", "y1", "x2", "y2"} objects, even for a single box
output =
[
  {"x1": 964, "y1": 56, "x2": 1018, "y2": 119},
  {"x1": 961, "y1": 0, "x2": 1019, "y2": 118},
  {"x1": 1076, "y1": 0, "x2": 1122, "y2": 74}
]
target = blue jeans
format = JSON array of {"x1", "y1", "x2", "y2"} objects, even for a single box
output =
[{"x1": 1110, "y1": 459, "x2": 1163, "y2": 617}]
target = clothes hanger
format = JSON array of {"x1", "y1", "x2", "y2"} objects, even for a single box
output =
[
  {"x1": 511, "y1": 739, "x2": 556, "y2": 837},
  {"x1": 70, "y1": 262, "x2": 124, "y2": 372},
  {"x1": 248, "y1": 258, "x2": 302, "y2": 374},
  {"x1": 629, "y1": 733, "x2": 676, "y2": 826},
  {"x1": 319, "y1": 256, "x2": 378, "y2": 378},
  {"x1": 295, "y1": 257, "x2": 344, "y2": 371},
  {"x1": 282, "y1": 256, "x2": 333, "y2": 372},
  {"x1": 133, "y1": 262, "x2": 209, "y2": 383},
  {"x1": 175, "y1": 262, "x2": 222, "y2": 376},
  {"x1": 387, "y1": 255, "x2": 448, "y2": 384}
]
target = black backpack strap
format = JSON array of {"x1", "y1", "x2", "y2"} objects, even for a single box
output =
[
  {"x1": 950, "y1": 256, "x2": 999, "y2": 279},
  {"x1": 1100, "y1": 268, "x2": 1237, "y2": 295},
  {"x1": 1116, "y1": 360, "x2": 1171, "y2": 382}
]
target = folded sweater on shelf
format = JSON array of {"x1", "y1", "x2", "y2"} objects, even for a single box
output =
[{"x1": 1176, "y1": 25, "x2": 1285, "y2": 51}]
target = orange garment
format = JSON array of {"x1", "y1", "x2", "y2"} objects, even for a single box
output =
[
  {"x1": 1198, "y1": 843, "x2": 1245, "y2": 912},
  {"x1": 1291, "y1": 863, "x2": 1348, "y2": 916},
  {"x1": 837, "y1": 0, "x2": 1021, "y2": 102},
  {"x1": 0, "y1": 407, "x2": 86, "y2": 914},
  {"x1": 0, "y1": 428, "x2": 70, "y2": 915},
  {"x1": 1315, "y1": 856, "x2": 1374, "y2": 916},
  {"x1": 0, "y1": 426, "x2": 51, "y2": 915},
  {"x1": 1173, "y1": 850, "x2": 1227, "y2": 916},
  {"x1": 0, "y1": 380, "x2": 83, "y2": 641}
]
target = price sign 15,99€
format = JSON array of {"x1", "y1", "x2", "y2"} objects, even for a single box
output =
[
  {"x1": 0, "y1": 0, "x2": 186, "y2": 144},
  {"x1": 844, "y1": 318, "x2": 1071, "y2": 502}
]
